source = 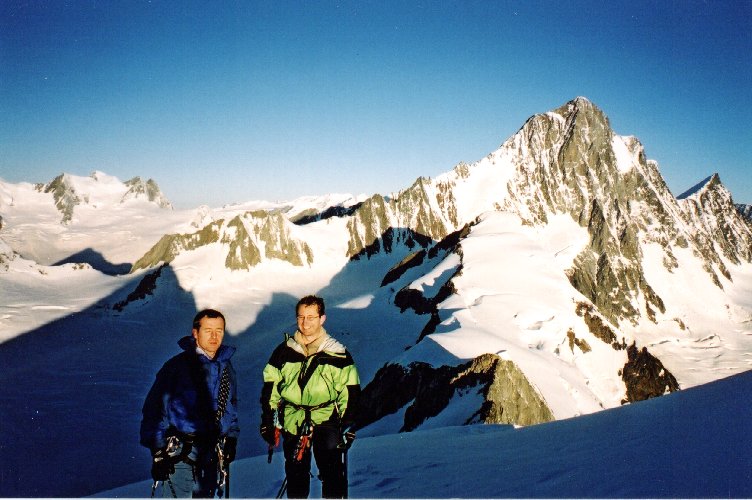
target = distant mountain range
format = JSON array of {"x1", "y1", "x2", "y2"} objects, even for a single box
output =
[{"x1": 1, "y1": 97, "x2": 751, "y2": 496}]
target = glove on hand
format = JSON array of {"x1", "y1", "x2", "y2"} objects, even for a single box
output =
[
  {"x1": 151, "y1": 448, "x2": 175, "y2": 481},
  {"x1": 339, "y1": 426, "x2": 356, "y2": 449},
  {"x1": 223, "y1": 436, "x2": 237, "y2": 463},
  {"x1": 260, "y1": 424, "x2": 277, "y2": 446}
]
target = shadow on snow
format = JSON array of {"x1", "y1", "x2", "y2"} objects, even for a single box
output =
[{"x1": 0, "y1": 228, "x2": 464, "y2": 497}]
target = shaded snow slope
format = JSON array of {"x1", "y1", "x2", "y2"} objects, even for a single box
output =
[{"x1": 95, "y1": 369, "x2": 752, "y2": 498}]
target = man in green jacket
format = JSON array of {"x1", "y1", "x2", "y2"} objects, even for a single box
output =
[{"x1": 260, "y1": 295, "x2": 360, "y2": 498}]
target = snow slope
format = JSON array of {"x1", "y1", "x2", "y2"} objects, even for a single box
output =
[{"x1": 95, "y1": 369, "x2": 752, "y2": 498}]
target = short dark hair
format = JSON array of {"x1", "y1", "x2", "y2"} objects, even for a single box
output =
[
  {"x1": 192, "y1": 308, "x2": 225, "y2": 330},
  {"x1": 296, "y1": 295, "x2": 325, "y2": 316}
]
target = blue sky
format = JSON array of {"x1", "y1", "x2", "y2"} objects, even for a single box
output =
[{"x1": 2, "y1": 0, "x2": 750, "y2": 208}]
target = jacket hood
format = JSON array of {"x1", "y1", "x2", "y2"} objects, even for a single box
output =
[{"x1": 177, "y1": 335, "x2": 236, "y2": 362}]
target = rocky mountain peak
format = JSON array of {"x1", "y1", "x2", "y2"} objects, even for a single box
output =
[
  {"x1": 677, "y1": 173, "x2": 752, "y2": 266},
  {"x1": 553, "y1": 96, "x2": 610, "y2": 128},
  {"x1": 489, "y1": 99, "x2": 752, "y2": 326},
  {"x1": 39, "y1": 174, "x2": 81, "y2": 224},
  {"x1": 36, "y1": 172, "x2": 173, "y2": 224},
  {"x1": 677, "y1": 174, "x2": 721, "y2": 200},
  {"x1": 122, "y1": 177, "x2": 173, "y2": 209},
  {"x1": 338, "y1": 97, "x2": 750, "y2": 330}
]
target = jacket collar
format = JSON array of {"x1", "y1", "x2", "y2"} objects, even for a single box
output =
[
  {"x1": 287, "y1": 328, "x2": 346, "y2": 356},
  {"x1": 177, "y1": 335, "x2": 236, "y2": 362}
]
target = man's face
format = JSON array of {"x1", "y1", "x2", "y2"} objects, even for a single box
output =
[
  {"x1": 296, "y1": 303, "x2": 326, "y2": 339},
  {"x1": 192, "y1": 316, "x2": 225, "y2": 359}
]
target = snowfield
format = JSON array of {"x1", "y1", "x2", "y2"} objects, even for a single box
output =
[{"x1": 95, "y1": 369, "x2": 752, "y2": 498}]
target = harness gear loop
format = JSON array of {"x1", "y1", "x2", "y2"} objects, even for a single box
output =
[
  {"x1": 294, "y1": 419, "x2": 313, "y2": 462},
  {"x1": 282, "y1": 399, "x2": 334, "y2": 462}
]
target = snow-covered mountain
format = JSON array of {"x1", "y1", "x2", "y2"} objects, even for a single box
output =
[
  {"x1": 1, "y1": 97, "x2": 751, "y2": 497},
  {"x1": 37, "y1": 171, "x2": 172, "y2": 223},
  {"x1": 0, "y1": 171, "x2": 178, "y2": 268}
]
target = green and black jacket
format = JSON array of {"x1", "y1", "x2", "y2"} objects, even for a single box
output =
[{"x1": 261, "y1": 329, "x2": 360, "y2": 435}]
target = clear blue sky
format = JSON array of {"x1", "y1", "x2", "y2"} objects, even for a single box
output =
[{"x1": 2, "y1": 1, "x2": 750, "y2": 208}]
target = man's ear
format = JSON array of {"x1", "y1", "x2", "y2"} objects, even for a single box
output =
[
  {"x1": 192, "y1": 329, "x2": 198, "y2": 340},
  {"x1": 320, "y1": 314, "x2": 326, "y2": 326}
]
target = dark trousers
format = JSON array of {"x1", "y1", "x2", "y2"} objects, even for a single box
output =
[{"x1": 282, "y1": 426, "x2": 347, "y2": 498}]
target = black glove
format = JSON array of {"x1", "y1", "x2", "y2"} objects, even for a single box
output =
[
  {"x1": 223, "y1": 436, "x2": 237, "y2": 463},
  {"x1": 260, "y1": 424, "x2": 277, "y2": 446},
  {"x1": 151, "y1": 448, "x2": 174, "y2": 481},
  {"x1": 339, "y1": 426, "x2": 356, "y2": 449}
]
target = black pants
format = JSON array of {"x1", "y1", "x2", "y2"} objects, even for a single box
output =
[{"x1": 282, "y1": 426, "x2": 347, "y2": 498}]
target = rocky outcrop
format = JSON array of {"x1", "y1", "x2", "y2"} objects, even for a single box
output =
[
  {"x1": 566, "y1": 329, "x2": 592, "y2": 354},
  {"x1": 678, "y1": 174, "x2": 752, "y2": 267},
  {"x1": 427, "y1": 223, "x2": 474, "y2": 259},
  {"x1": 345, "y1": 178, "x2": 451, "y2": 260},
  {"x1": 346, "y1": 195, "x2": 391, "y2": 259},
  {"x1": 113, "y1": 263, "x2": 167, "y2": 311},
  {"x1": 131, "y1": 211, "x2": 313, "y2": 272},
  {"x1": 292, "y1": 202, "x2": 362, "y2": 225},
  {"x1": 458, "y1": 354, "x2": 555, "y2": 426},
  {"x1": 0, "y1": 238, "x2": 16, "y2": 272},
  {"x1": 222, "y1": 216, "x2": 262, "y2": 270},
  {"x1": 356, "y1": 353, "x2": 553, "y2": 432},
  {"x1": 621, "y1": 343, "x2": 680, "y2": 403},
  {"x1": 40, "y1": 174, "x2": 81, "y2": 224},
  {"x1": 381, "y1": 250, "x2": 426, "y2": 287},
  {"x1": 575, "y1": 302, "x2": 626, "y2": 350},
  {"x1": 386, "y1": 224, "x2": 474, "y2": 336},
  {"x1": 131, "y1": 220, "x2": 223, "y2": 272},
  {"x1": 396, "y1": 278, "x2": 459, "y2": 343},
  {"x1": 122, "y1": 177, "x2": 173, "y2": 209}
]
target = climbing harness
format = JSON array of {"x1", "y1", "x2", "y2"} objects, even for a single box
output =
[{"x1": 150, "y1": 435, "x2": 186, "y2": 498}]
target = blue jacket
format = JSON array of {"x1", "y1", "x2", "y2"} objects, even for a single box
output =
[{"x1": 140, "y1": 336, "x2": 239, "y2": 452}]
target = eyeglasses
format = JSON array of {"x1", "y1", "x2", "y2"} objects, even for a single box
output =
[{"x1": 296, "y1": 315, "x2": 320, "y2": 322}]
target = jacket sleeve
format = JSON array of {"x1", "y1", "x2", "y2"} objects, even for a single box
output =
[
  {"x1": 140, "y1": 364, "x2": 171, "y2": 451},
  {"x1": 260, "y1": 346, "x2": 284, "y2": 427},
  {"x1": 337, "y1": 351, "x2": 360, "y2": 428}
]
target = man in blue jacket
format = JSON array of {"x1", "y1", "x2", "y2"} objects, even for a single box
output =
[{"x1": 141, "y1": 309, "x2": 239, "y2": 498}]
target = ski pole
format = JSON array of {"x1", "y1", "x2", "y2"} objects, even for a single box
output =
[
  {"x1": 167, "y1": 478, "x2": 177, "y2": 498},
  {"x1": 224, "y1": 463, "x2": 231, "y2": 499},
  {"x1": 343, "y1": 448, "x2": 349, "y2": 499},
  {"x1": 275, "y1": 477, "x2": 288, "y2": 499},
  {"x1": 151, "y1": 479, "x2": 177, "y2": 498}
]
